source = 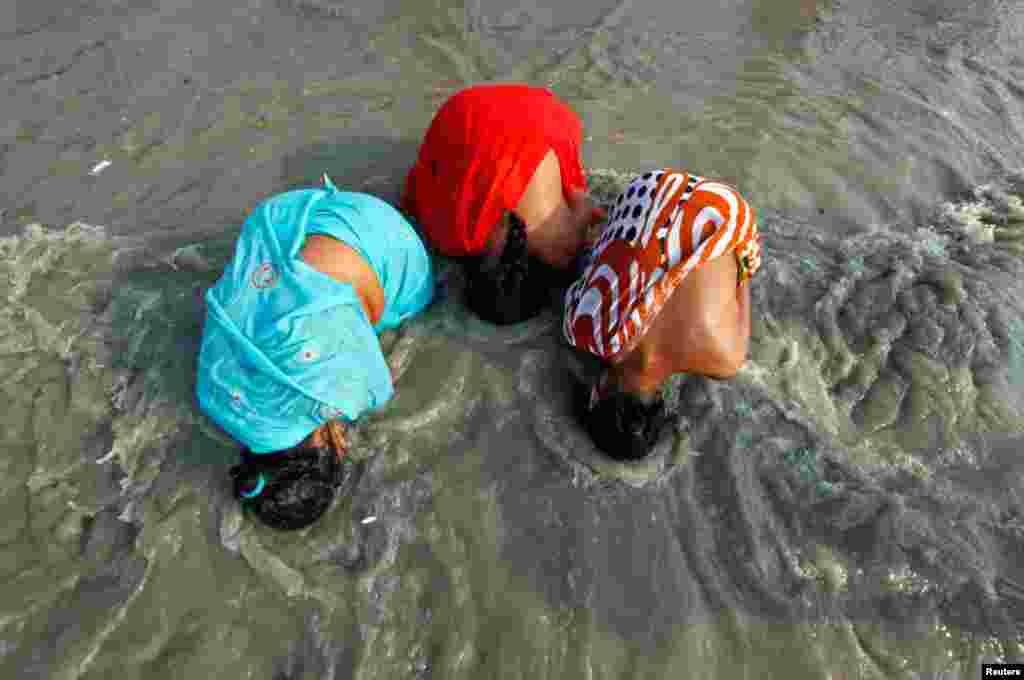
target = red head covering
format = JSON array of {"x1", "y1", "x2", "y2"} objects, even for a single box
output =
[{"x1": 403, "y1": 84, "x2": 587, "y2": 257}]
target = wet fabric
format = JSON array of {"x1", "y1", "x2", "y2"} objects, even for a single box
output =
[
  {"x1": 310, "y1": 176, "x2": 436, "y2": 332},
  {"x1": 402, "y1": 83, "x2": 587, "y2": 256},
  {"x1": 562, "y1": 169, "x2": 761, "y2": 363},
  {"x1": 196, "y1": 178, "x2": 435, "y2": 453}
]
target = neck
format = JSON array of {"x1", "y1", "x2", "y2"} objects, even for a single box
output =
[
  {"x1": 305, "y1": 421, "x2": 348, "y2": 461},
  {"x1": 608, "y1": 344, "x2": 666, "y2": 402},
  {"x1": 524, "y1": 203, "x2": 582, "y2": 269}
]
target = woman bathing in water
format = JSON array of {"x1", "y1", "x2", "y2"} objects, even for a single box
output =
[
  {"x1": 196, "y1": 176, "x2": 434, "y2": 530},
  {"x1": 563, "y1": 169, "x2": 762, "y2": 460},
  {"x1": 404, "y1": 85, "x2": 760, "y2": 458},
  {"x1": 403, "y1": 83, "x2": 606, "y2": 324}
]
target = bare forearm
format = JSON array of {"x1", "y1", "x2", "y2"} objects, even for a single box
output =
[{"x1": 734, "y1": 280, "x2": 751, "y2": 364}]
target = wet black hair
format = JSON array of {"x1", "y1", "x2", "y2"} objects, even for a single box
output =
[
  {"x1": 463, "y1": 212, "x2": 573, "y2": 325},
  {"x1": 230, "y1": 444, "x2": 343, "y2": 531},
  {"x1": 572, "y1": 374, "x2": 673, "y2": 460}
]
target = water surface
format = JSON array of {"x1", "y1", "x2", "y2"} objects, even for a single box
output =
[{"x1": 2, "y1": 0, "x2": 1024, "y2": 678}]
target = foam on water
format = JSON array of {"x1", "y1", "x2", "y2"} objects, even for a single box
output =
[
  {"x1": 541, "y1": 170, "x2": 1024, "y2": 482},
  {"x1": 2, "y1": 172, "x2": 1024, "y2": 678},
  {"x1": 518, "y1": 171, "x2": 1024, "y2": 673}
]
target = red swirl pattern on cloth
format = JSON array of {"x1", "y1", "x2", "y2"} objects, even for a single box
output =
[{"x1": 562, "y1": 169, "x2": 761, "y2": 362}]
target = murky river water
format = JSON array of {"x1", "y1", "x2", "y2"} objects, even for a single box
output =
[{"x1": 2, "y1": 0, "x2": 1024, "y2": 678}]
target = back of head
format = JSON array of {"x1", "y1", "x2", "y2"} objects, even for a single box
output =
[
  {"x1": 230, "y1": 443, "x2": 343, "y2": 531},
  {"x1": 463, "y1": 212, "x2": 570, "y2": 325},
  {"x1": 572, "y1": 376, "x2": 672, "y2": 460}
]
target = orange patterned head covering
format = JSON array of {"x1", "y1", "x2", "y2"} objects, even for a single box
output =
[{"x1": 563, "y1": 169, "x2": 761, "y2": 362}]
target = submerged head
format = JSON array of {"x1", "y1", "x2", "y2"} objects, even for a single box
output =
[
  {"x1": 573, "y1": 374, "x2": 672, "y2": 460},
  {"x1": 463, "y1": 211, "x2": 574, "y2": 325},
  {"x1": 229, "y1": 420, "x2": 348, "y2": 531}
]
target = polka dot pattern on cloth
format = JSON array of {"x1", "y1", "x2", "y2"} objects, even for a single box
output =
[{"x1": 598, "y1": 170, "x2": 665, "y2": 254}]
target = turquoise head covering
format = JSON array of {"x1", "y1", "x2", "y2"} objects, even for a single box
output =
[{"x1": 196, "y1": 177, "x2": 434, "y2": 453}]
